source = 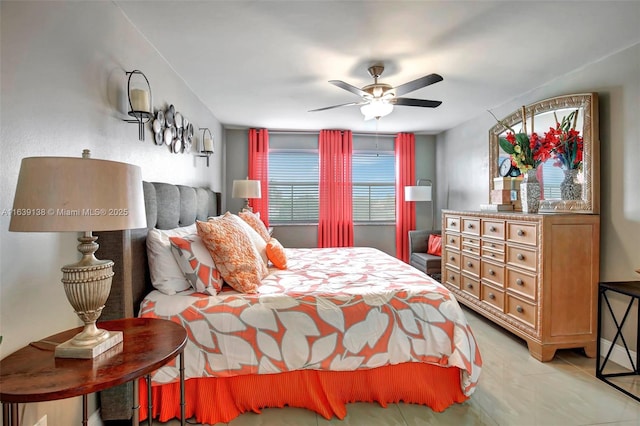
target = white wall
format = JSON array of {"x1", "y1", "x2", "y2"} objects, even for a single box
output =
[
  {"x1": 436, "y1": 42, "x2": 640, "y2": 281},
  {"x1": 0, "y1": 2, "x2": 223, "y2": 424}
]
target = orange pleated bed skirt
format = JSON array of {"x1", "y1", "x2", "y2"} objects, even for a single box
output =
[{"x1": 139, "y1": 362, "x2": 467, "y2": 424}]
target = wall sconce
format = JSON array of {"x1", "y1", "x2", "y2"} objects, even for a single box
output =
[
  {"x1": 196, "y1": 127, "x2": 214, "y2": 167},
  {"x1": 123, "y1": 70, "x2": 152, "y2": 141},
  {"x1": 405, "y1": 178, "x2": 434, "y2": 230},
  {"x1": 232, "y1": 178, "x2": 261, "y2": 212}
]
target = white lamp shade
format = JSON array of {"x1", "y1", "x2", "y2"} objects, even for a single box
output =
[
  {"x1": 405, "y1": 185, "x2": 432, "y2": 202},
  {"x1": 10, "y1": 156, "x2": 147, "y2": 232},
  {"x1": 232, "y1": 179, "x2": 261, "y2": 199}
]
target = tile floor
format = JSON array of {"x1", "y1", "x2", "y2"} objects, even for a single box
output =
[{"x1": 156, "y1": 307, "x2": 640, "y2": 425}]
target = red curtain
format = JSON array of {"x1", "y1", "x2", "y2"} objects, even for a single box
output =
[
  {"x1": 248, "y1": 129, "x2": 269, "y2": 227},
  {"x1": 395, "y1": 133, "x2": 416, "y2": 263},
  {"x1": 318, "y1": 130, "x2": 353, "y2": 248}
]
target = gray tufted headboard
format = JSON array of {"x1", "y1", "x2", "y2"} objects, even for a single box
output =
[{"x1": 96, "y1": 181, "x2": 220, "y2": 421}]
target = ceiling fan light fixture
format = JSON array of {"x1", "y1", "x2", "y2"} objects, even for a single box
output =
[{"x1": 360, "y1": 99, "x2": 394, "y2": 120}]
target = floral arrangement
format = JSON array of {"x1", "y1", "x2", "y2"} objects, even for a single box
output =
[
  {"x1": 491, "y1": 107, "x2": 553, "y2": 174},
  {"x1": 542, "y1": 110, "x2": 583, "y2": 170}
]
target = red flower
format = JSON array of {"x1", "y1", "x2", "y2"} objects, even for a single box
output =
[{"x1": 542, "y1": 117, "x2": 583, "y2": 170}]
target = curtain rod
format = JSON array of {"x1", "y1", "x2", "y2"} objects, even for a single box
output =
[{"x1": 266, "y1": 129, "x2": 398, "y2": 137}]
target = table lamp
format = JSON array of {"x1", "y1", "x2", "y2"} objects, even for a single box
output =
[
  {"x1": 9, "y1": 150, "x2": 146, "y2": 358},
  {"x1": 232, "y1": 178, "x2": 261, "y2": 212},
  {"x1": 405, "y1": 178, "x2": 434, "y2": 230}
]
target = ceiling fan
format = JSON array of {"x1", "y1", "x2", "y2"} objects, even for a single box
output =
[{"x1": 309, "y1": 65, "x2": 443, "y2": 120}]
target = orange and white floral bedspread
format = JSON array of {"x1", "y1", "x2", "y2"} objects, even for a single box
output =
[{"x1": 139, "y1": 247, "x2": 482, "y2": 396}]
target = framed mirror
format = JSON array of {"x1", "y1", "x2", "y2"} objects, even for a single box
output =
[{"x1": 489, "y1": 93, "x2": 599, "y2": 213}]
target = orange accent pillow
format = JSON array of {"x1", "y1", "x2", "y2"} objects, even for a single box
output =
[
  {"x1": 266, "y1": 238, "x2": 287, "y2": 269},
  {"x1": 427, "y1": 234, "x2": 442, "y2": 256},
  {"x1": 196, "y1": 213, "x2": 268, "y2": 293},
  {"x1": 238, "y1": 210, "x2": 271, "y2": 242}
]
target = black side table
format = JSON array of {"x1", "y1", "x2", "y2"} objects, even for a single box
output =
[{"x1": 596, "y1": 281, "x2": 640, "y2": 402}]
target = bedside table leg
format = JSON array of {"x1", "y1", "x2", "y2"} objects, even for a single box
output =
[
  {"x1": 82, "y1": 395, "x2": 88, "y2": 426},
  {"x1": 147, "y1": 374, "x2": 152, "y2": 426},
  {"x1": 132, "y1": 378, "x2": 140, "y2": 426},
  {"x1": 3, "y1": 402, "x2": 19, "y2": 426},
  {"x1": 180, "y1": 352, "x2": 185, "y2": 426}
]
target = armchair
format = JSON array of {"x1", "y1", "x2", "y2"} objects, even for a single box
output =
[{"x1": 408, "y1": 229, "x2": 442, "y2": 278}]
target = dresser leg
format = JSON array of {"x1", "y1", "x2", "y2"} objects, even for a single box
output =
[
  {"x1": 527, "y1": 341, "x2": 556, "y2": 362},
  {"x1": 583, "y1": 341, "x2": 597, "y2": 358}
]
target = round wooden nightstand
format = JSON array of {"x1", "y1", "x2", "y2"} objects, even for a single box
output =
[{"x1": 0, "y1": 317, "x2": 187, "y2": 426}]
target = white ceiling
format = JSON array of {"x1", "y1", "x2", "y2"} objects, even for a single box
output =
[{"x1": 116, "y1": 1, "x2": 640, "y2": 135}]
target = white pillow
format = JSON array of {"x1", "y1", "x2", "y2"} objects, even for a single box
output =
[
  {"x1": 228, "y1": 214, "x2": 268, "y2": 266},
  {"x1": 146, "y1": 223, "x2": 197, "y2": 295}
]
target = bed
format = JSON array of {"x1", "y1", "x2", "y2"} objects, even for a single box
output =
[{"x1": 98, "y1": 182, "x2": 482, "y2": 424}]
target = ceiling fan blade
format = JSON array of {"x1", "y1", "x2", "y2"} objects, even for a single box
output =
[
  {"x1": 394, "y1": 98, "x2": 442, "y2": 108},
  {"x1": 329, "y1": 80, "x2": 369, "y2": 97},
  {"x1": 393, "y1": 73, "x2": 443, "y2": 97},
  {"x1": 308, "y1": 101, "x2": 365, "y2": 112}
]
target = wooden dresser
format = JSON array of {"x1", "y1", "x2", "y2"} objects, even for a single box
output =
[{"x1": 441, "y1": 210, "x2": 600, "y2": 361}]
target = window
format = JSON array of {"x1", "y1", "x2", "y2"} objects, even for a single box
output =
[
  {"x1": 352, "y1": 151, "x2": 396, "y2": 223},
  {"x1": 541, "y1": 161, "x2": 563, "y2": 199},
  {"x1": 267, "y1": 134, "x2": 396, "y2": 225},
  {"x1": 268, "y1": 150, "x2": 319, "y2": 223}
]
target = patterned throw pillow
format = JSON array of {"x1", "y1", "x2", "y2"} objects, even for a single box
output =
[
  {"x1": 169, "y1": 234, "x2": 224, "y2": 295},
  {"x1": 196, "y1": 213, "x2": 268, "y2": 293},
  {"x1": 266, "y1": 238, "x2": 287, "y2": 269},
  {"x1": 228, "y1": 214, "x2": 268, "y2": 266},
  {"x1": 146, "y1": 224, "x2": 196, "y2": 295},
  {"x1": 238, "y1": 210, "x2": 271, "y2": 242}
]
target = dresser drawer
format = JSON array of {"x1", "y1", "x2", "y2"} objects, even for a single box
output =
[
  {"x1": 481, "y1": 283, "x2": 505, "y2": 311},
  {"x1": 507, "y1": 222, "x2": 537, "y2": 246},
  {"x1": 445, "y1": 215, "x2": 461, "y2": 232},
  {"x1": 481, "y1": 260, "x2": 505, "y2": 287},
  {"x1": 482, "y1": 220, "x2": 506, "y2": 240},
  {"x1": 461, "y1": 274, "x2": 481, "y2": 299},
  {"x1": 506, "y1": 245, "x2": 537, "y2": 271},
  {"x1": 462, "y1": 217, "x2": 481, "y2": 236},
  {"x1": 506, "y1": 268, "x2": 537, "y2": 300},
  {"x1": 462, "y1": 236, "x2": 480, "y2": 256},
  {"x1": 445, "y1": 233, "x2": 461, "y2": 250},
  {"x1": 444, "y1": 267, "x2": 460, "y2": 288},
  {"x1": 482, "y1": 247, "x2": 505, "y2": 263},
  {"x1": 462, "y1": 254, "x2": 480, "y2": 277},
  {"x1": 506, "y1": 295, "x2": 537, "y2": 329},
  {"x1": 444, "y1": 248, "x2": 460, "y2": 269}
]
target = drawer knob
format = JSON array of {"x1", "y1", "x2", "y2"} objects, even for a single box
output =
[
  {"x1": 491, "y1": 253, "x2": 495, "y2": 257},
  {"x1": 450, "y1": 256, "x2": 455, "y2": 261},
  {"x1": 490, "y1": 226, "x2": 496, "y2": 232},
  {"x1": 517, "y1": 253, "x2": 525, "y2": 261},
  {"x1": 516, "y1": 305, "x2": 524, "y2": 313},
  {"x1": 516, "y1": 278, "x2": 524, "y2": 286},
  {"x1": 466, "y1": 283, "x2": 473, "y2": 289},
  {"x1": 488, "y1": 293, "x2": 495, "y2": 299},
  {"x1": 451, "y1": 275, "x2": 455, "y2": 281},
  {"x1": 489, "y1": 269, "x2": 495, "y2": 276},
  {"x1": 451, "y1": 221, "x2": 457, "y2": 226},
  {"x1": 468, "y1": 223, "x2": 474, "y2": 229},
  {"x1": 450, "y1": 238, "x2": 455, "y2": 243},
  {"x1": 467, "y1": 261, "x2": 473, "y2": 267},
  {"x1": 517, "y1": 229, "x2": 525, "y2": 237}
]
